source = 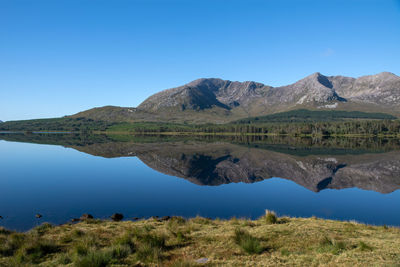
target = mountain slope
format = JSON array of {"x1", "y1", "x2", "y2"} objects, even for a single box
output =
[
  {"x1": 70, "y1": 72, "x2": 400, "y2": 123},
  {"x1": 338, "y1": 72, "x2": 400, "y2": 104},
  {"x1": 137, "y1": 78, "x2": 269, "y2": 114}
]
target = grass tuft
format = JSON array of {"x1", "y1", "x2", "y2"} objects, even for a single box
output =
[
  {"x1": 0, "y1": 233, "x2": 25, "y2": 256},
  {"x1": 113, "y1": 232, "x2": 135, "y2": 250},
  {"x1": 191, "y1": 216, "x2": 213, "y2": 225},
  {"x1": 73, "y1": 229, "x2": 86, "y2": 237},
  {"x1": 83, "y1": 218, "x2": 103, "y2": 225},
  {"x1": 264, "y1": 210, "x2": 278, "y2": 224},
  {"x1": 358, "y1": 241, "x2": 373, "y2": 251},
  {"x1": 138, "y1": 233, "x2": 166, "y2": 249},
  {"x1": 317, "y1": 236, "x2": 347, "y2": 255},
  {"x1": 16, "y1": 238, "x2": 59, "y2": 263},
  {"x1": 31, "y1": 223, "x2": 53, "y2": 235},
  {"x1": 57, "y1": 253, "x2": 72, "y2": 265},
  {"x1": 110, "y1": 244, "x2": 132, "y2": 259},
  {"x1": 170, "y1": 259, "x2": 198, "y2": 267},
  {"x1": 135, "y1": 243, "x2": 163, "y2": 263},
  {"x1": 233, "y1": 228, "x2": 264, "y2": 254},
  {"x1": 74, "y1": 249, "x2": 112, "y2": 267},
  {"x1": 280, "y1": 248, "x2": 290, "y2": 256},
  {"x1": 135, "y1": 231, "x2": 166, "y2": 263},
  {"x1": 73, "y1": 243, "x2": 90, "y2": 256},
  {"x1": 176, "y1": 231, "x2": 187, "y2": 243}
]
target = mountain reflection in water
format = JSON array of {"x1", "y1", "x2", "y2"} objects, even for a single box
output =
[{"x1": 2, "y1": 133, "x2": 400, "y2": 194}]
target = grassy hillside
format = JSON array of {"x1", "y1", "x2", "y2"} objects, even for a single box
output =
[
  {"x1": 0, "y1": 215, "x2": 399, "y2": 266},
  {"x1": 235, "y1": 109, "x2": 397, "y2": 123}
]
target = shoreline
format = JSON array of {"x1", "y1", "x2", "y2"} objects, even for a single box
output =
[
  {"x1": 2, "y1": 213, "x2": 398, "y2": 233},
  {"x1": 1, "y1": 214, "x2": 400, "y2": 266},
  {"x1": 1, "y1": 130, "x2": 400, "y2": 138}
]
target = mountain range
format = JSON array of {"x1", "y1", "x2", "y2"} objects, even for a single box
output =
[{"x1": 71, "y1": 72, "x2": 400, "y2": 123}]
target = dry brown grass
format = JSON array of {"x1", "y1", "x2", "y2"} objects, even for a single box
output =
[{"x1": 0, "y1": 216, "x2": 400, "y2": 266}]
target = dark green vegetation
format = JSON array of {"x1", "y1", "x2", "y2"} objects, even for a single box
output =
[
  {"x1": 1, "y1": 216, "x2": 400, "y2": 266},
  {"x1": 235, "y1": 109, "x2": 397, "y2": 123},
  {"x1": 233, "y1": 228, "x2": 265, "y2": 254},
  {"x1": 0, "y1": 117, "x2": 116, "y2": 132},
  {"x1": 109, "y1": 120, "x2": 400, "y2": 137},
  {"x1": 1, "y1": 109, "x2": 400, "y2": 137},
  {"x1": 2, "y1": 133, "x2": 400, "y2": 156}
]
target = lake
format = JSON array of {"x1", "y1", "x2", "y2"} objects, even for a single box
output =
[{"x1": 1, "y1": 133, "x2": 400, "y2": 231}]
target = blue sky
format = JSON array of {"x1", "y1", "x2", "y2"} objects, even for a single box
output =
[{"x1": 1, "y1": 0, "x2": 399, "y2": 121}]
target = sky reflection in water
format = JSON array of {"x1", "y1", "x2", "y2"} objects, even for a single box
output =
[{"x1": 0, "y1": 139, "x2": 399, "y2": 231}]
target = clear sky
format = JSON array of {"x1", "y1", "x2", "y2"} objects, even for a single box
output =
[{"x1": 1, "y1": 0, "x2": 399, "y2": 121}]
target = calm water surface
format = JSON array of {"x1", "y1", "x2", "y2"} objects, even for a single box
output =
[{"x1": 1, "y1": 134, "x2": 400, "y2": 231}]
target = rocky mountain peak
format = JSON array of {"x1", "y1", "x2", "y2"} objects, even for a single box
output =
[
  {"x1": 275, "y1": 72, "x2": 344, "y2": 105},
  {"x1": 376, "y1": 71, "x2": 398, "y2": 78},
  {"x1": 358, "y1": 71, "x2": 399, "y2": 82},
  {"x1": 75, "y1": 71, "x2": 400, "y2": 123},
  {"x1": 342, "y1": 72, "x2": 400, "y2": 105},
  {"x1": 138, "y1": 78, "x2": 268, "y2": 112},
  {"x1": 185, "y1": 78, "x2": 228, "y2": 93},
  {"x1": 297, "y1": 72, "x2": 332, "y2": 88},
  {"x1": 186, "y1": 78, "x2": 225, "y2": 87}
]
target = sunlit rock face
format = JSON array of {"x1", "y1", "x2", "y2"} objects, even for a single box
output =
[{"x1": 138, "y1": 72, "x2": 400, "y2": 116}]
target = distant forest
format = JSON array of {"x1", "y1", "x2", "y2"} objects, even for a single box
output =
[
  {"x1": 113, "y1": 120, "x2": 400, "y2": 136},
  {"x1": 0, "y1": 110, "x2": 399, "y2": 136},
  {"x1": 235, "y1": 109, "x2": 397, "y2": 123}
]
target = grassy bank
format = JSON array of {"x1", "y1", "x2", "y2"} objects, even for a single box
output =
[{"x1": 1, "y1": 214, "x2": 400, "y2": 266}]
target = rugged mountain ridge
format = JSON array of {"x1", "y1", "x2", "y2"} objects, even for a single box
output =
[
  {"x1": 53, "y1": 141, "x2": 400, "y2": 194},
  {"x1": 71, "y1": 72, "x2": 400, "y2": 123}
]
